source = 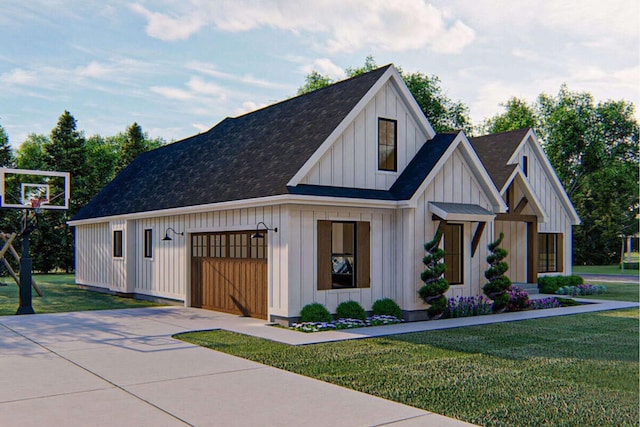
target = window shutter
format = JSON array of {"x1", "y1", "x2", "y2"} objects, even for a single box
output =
[
  {"x1": 356, "y1": 222, "x2": 370, "y2": 288},
  {"x1": 317, "y1": 220, "x2": 332, "y2": 290}
]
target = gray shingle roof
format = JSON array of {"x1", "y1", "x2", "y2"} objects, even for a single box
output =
[
  {"x1": 72, "y1": 65, "x2": 393, "y2": 221},
  {"x1": 469, "y1": 128, "x2": 530, "y2": 190},
  {"x1": 285, "y1": 133, "x2": 458, "y2": 201}
]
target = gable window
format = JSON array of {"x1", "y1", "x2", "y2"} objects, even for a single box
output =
[
  {"x1": 538, "y1": 233, "x2": 563, "y2": 273},
  {"x1": 144, "y1": 229, "x2": 153, "y2": 258},
  {"x1": 317, "y1": 221, "x2": 370, "y2": 290},
  {"x1": 378, "y1": 118, "x2": 397, "y2": 171},
  {"x1": 522, "y1": 155, "x2": 529, "y2": 177},
  {"x1": 443, "y1": 223, "x2": 463, "y2": 284},
  {"x1": 113, "y1": 230, "x2": 123, "y2": 258}
]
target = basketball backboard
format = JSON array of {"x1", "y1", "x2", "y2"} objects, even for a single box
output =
[{"x1": 0, "y1": 168, "x2": 70, "y2": 210}]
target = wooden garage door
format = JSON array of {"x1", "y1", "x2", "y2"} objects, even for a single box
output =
[{"x1": 191, "y1": 232, "x2": 268, "y2": 319}]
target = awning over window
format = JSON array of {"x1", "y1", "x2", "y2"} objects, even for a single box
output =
[{"x1": 429, "y1": 202, "x2": 496, "y2": 222}]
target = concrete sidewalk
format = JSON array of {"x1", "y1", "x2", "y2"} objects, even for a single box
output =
[{"x1": 0, "y1": 307, "x2": 475, "y2": 427}]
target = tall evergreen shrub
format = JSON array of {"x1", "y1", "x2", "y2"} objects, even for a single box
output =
[
  {"x1": 482, "y1": 232, "x2": 512, "y2": 311},
  {"x1": 418, "y1": 229, "x2": 449, "y2": 318}
]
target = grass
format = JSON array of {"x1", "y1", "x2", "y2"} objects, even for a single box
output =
[
  {"x1": 576, "y1": 281, "x2": 639, "y2": 302},
  {"x1": 178, "y1": 308, "x2": 639, "y2": 427},
  {"x1": 0, "y1": 273, "x2": 162, "y2": 316},
  {"x1": 573, "y1": 264, "x2": 639, "y2": 276}
]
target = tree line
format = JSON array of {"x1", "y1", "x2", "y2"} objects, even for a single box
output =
[
  {"x1": 300, "y1": 57, "x2": 639, "y2": 265},
  {"x1": 0, "y1": 112, "x2": 164, "y2": 273},
  {"x1": 0, "y1": 57, "x2": 637, "y2": 271}
]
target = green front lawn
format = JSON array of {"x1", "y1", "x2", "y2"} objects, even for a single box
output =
[
  {"x1": 576, "y1": 282, "x2": 639, "y2": 302},
  {"x1": 573, "y1": 264, "x2": 639, "y2": 276},
  {"x1": 0, "y1": 274, "x2": 162, "y2": 316},
  {"x1": 177, "y1": 308, "x2": 639, "y2": 427}
]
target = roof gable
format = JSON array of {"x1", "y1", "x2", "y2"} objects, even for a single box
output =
[
  {"x1": 72, "y1": 65, "x2": 392, "y2": 221},
  {"x1": 469, "y1": 128, "x2": 580, "y2": 224}
]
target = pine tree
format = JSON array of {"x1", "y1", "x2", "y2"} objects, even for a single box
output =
[
  {"x1": 115, "y1": 122, "x2": 146, "y2": 174},
  {"x1": 43, "y1": 111, "x2": 88, "y2": 272},
  {"x1": 482, "y1": 232, "x2": 512, "y2": 311},
  {"x1": 418, "y1": 229, "x2": 450, "y2": 318},
  {"x1": 0, "y1": 121, "x2": 14, "y2": 167}
]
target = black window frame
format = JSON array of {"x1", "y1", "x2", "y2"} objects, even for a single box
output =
[
  {"x1": 378, "y1": 118, "x2": 398, "y2": 172},
  {"x1": 522, "y1": 155, "x2": 529, "y2": 177},
  {"x1": 144, "y1": 229, "x2": 153, "y2": 259},
  {"x1": 190, "y1": 231, "x2": 267, "y2": 260},
  {"x1": 113, "y1": 230, "x2": 123, "y2": 258},
  {"x1": 538, "y1": 233, "x2": 562, "y2": 273}
]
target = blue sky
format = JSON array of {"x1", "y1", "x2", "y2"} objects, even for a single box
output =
[{"x1": 1, "y1": 0, "x2": 638, "y2": 146}]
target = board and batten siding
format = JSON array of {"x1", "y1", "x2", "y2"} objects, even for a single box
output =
[
  {"x1": 282, "y1": 204, "x2": 396, "y2": 318},
  {"x1": 75, "y1": 222, "x2": 112, "y2": 288},
  {"x1": 300, "y1": 80, "x2": 429, "y2": 190},
  {"x1": 517, "y1": 138, "x2": 574, "y2": 274},
  {"x1": 401, "y1": 147, "x2": 495, "y2": 312},
  {"x1": 74, "y1": 205, "x2": 284, "y2": 306}
]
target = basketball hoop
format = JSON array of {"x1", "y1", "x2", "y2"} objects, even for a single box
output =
[{"x1": 30, "y1": 198, "x2": 47, "y2": 214}]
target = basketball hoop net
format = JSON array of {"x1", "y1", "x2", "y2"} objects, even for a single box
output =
[{"x1": 30, "y1": 198, "x2": 48, "y2": 214}]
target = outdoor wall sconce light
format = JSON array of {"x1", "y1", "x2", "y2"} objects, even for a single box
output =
[
  {"x1": 162, "y1": 227, "x2": 184, "y2": 241},
  {"x1": 251, "y1": 222, "x2": 278, "y2": 239}
]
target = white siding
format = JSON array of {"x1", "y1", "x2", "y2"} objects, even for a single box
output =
[
  {"x1": 300, "y1": 81, "x2": 428, "y2": 190},
  {"x1": 283, "y1": 205, "x2": 396, "y2": 318},
  {"x1": 75, "y1": 222, "x2": 111, "y2": 288},
  {"x1": 75, "y1": 206, "x2": 284, "y2": 305},
  {"x1": 518, "y1": 138, "x2": 574, "y2": 274},
  {"x1": 400, "y1": 147, "x2": 495, "y2": 311}
]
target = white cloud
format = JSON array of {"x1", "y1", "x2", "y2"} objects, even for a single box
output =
[
  {"x1": 186, "y1": 77, "x2": 227, "y2": 100},
  {"x1": 130, "y1": 0, "x2": 475, "y2": 54},
  {"x1": 300, "y1": 58, "x2": 344, "y2": 79},
  {"x1": 233, "y1": 101, "x2": 265, "y2": 117},
  {"x1": 191, "y1": 123, "x2": 210, "y2": 132},
  {"x1": 150, "y1": 86, "x2": 193, "y2": 100},
  {"x1": 129, "y1": 3, "x2": 204, "y2": 41},
  {"x1": 76, "y1": 61, "x2": 113, "y2": 79},
  {"x1": 1, "y1": 68, "x2": 38, "y2": 85},
  {"x1": 185, "y1": 61, "x2": 293, "y2": 90}
]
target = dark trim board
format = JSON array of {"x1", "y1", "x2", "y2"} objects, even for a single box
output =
[{"x1": 75, "y1": 283, "x2": 184, "y2": 305}]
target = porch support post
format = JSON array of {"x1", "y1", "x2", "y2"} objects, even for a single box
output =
[
  {"x1": 471, "y1": 222, "x2": 486, "y2": 257},
  {"x1": 527, "y1": 217, "x2": 538, "y2": 284}
]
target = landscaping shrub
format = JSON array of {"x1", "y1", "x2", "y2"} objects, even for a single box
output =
[
  {"x1": 538, "y1": 275, "x2": 584, "y2": 294},
  {"x1": 556, "y1": 284, "x2": 607, "y2": 296},
  {"x1": 372, "y1": 298, "x2": 402, "y2": 319},
  {"x1": 418, "y1": 229, "x2": 449, "y2": 318},
  {"x1": 529, "y1": 297, "x2": 562, "y2": 309},
  {"x1": 537, "y1": 276, "x2": 559, "y2": 294},
  {"x1": 336, "y1": 300, "x2": 367, "y2": 321},
  {"x1": 483, "y1": 232, "x2": 511, "y2": 311},
  {"x1": 299, "y1": 303, "x2": 332, "y2": 323},
  {"x1": 507, "y1": 285, "x2": 530, "y2": 311},
  {"x1": 443, "y1": 295, "x2": 493, "y2": 318}
]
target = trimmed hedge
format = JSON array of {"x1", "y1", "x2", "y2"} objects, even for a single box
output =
[
  {"x1": 300, "y1": 303, "x2": 332, "y2": 323},
  {"x1": 336, "y1": 300, "x2": 367, "y2": 321},
  {"x1": 372, "y1": 298, "x2": 402, "y2": 319},
  {"x1": 538, "y1": 275, "x2": 584, "y2": 294}
]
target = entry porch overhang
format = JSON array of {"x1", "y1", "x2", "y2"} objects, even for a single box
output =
[{"x1": 429, "y1": 202, "x2": 496, "y2": 222}]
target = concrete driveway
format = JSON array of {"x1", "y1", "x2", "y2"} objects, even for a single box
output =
[{"x1": 0, "y1": 307, "x2": 474, "y2": 427}]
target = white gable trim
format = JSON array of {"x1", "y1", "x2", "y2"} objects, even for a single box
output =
[
  {"x1": 408, "y1": 132, "x2": 507, "y2": 213},
  {"x1": 287, "y1": 66, "x2": 435, "y2": 187},
  {"x1": 507, "y1": 129, "x2": 580, "y2": 224}
]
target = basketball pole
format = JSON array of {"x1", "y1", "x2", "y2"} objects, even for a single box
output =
[{"x1": 16, "y1": 209, "x2": 34, "y2": 315}]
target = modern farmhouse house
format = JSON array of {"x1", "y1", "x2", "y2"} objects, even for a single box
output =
[{"x1": 70, "y1": 65, "x2": 579, "y2": 324}]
